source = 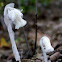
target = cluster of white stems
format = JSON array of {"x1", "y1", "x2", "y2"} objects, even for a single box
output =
[{"x1": 4, "y1": 3, "x2": 54, "y2": 62}]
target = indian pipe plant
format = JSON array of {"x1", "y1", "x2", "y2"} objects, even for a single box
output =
[
  {"x1": 4, "y1": 3, "x2": 27, "y2": 62},
  {"x1": 40, "y1": 36, "x2": 54, "y2": 62}
]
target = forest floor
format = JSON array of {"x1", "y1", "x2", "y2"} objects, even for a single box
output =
[
  {"x1": 0, "y1": 14, "x2": 62, "y2": 62},
  {"x1": 0, "y1": 1, "x2": 62, "y2": 62}
]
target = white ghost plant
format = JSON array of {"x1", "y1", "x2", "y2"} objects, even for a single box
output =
[
  {"x1": 40, "y1": 36, "x2": 54, "y2": 53},
  {"x1": 7, "y1": 7, "x2": 27, "y2": 29},
  {"x1": 4, "y1": 3, "x2": 27, "y2": 62}
]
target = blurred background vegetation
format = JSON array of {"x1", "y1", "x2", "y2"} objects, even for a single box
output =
[
  {"x1": 0, "y1": 0, "x2": 53, "y2": 14},
  {"x1": 0, "y1": 0, "x2": 62, "y2": 42}
]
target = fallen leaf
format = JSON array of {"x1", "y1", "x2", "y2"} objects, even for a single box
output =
[{"x1": 0, "y1": 37, "x2": 10, "y2": 48}]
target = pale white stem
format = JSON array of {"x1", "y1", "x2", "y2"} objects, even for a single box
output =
[
  {"x1": 40, "y1": 40, "x2": 48, "y2": 62},
  {"x1": 48, "y1": 60, "x2": 51, "y2": 62},
  {"x1": 7, "y1": 23, "x2": 21, "y2": 62}
]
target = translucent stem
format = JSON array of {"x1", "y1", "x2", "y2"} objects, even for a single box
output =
[
  {"x1": 7, "y1": 24, "x2": 21, "y2": 62},
  {"x1": 40, "y1": 40, "x2": 48, "y2": 62}
]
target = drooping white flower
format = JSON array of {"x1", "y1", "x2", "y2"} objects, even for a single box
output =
[
  {"x1": 40, "y1": 36, "x2": 54, "y2": 53},
  {"x1": 4, "y1": 3, "x2": 27, "y2": 62},
  {"x1": 4, "y1": 3, "x2": 27, "y2": 29}
]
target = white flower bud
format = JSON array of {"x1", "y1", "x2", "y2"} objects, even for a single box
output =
[
  {"x1": 40, "y1": 36, "x2": 54, "y2": 53},
  {"x1": 4, "y1": 3, "x2": 27, "y2": 29}
]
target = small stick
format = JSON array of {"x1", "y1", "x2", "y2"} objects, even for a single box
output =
[
  {"x1": 33, "y1": 0, "x2": 37, "y2": 55},
  {"x1": 22, "y1": 27, "x2": 30, "y2": 52}
]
